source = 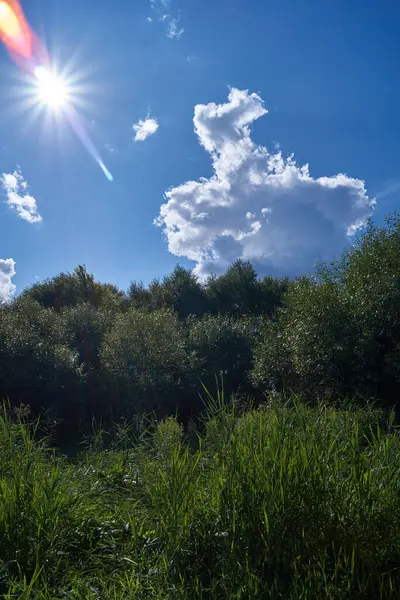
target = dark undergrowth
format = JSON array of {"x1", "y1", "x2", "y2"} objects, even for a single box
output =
[{"x1": 0, "y1": 396, "x2": 399, "y2": 599}]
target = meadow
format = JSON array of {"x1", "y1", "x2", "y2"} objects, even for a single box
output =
[{"x1": 0, "y1": 395, "x2": 399, "y2": 599}]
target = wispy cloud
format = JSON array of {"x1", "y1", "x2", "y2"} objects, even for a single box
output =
[
  {"x1": 133, "y1": 116, "x2": 159, "y2": 142},
  {"x1": 151, "y1": 0, "x2": 171, "y2": 8},
  {"x1": 1, "y1": 168, "x2": 42, "y2": 223},
  {"x1": 161, "y1": 14, "x2": 184, "y2": 39},
  {"x1": 149, "y1": 1, "x2": 184, "y2": 39},
  {"x1": 375, "y1": 180, "x2": 400, "y2": 201},
  {"x1": 155, "y1": 88, "x2": 375, "y2": 279},
  {"x1": 104, "y1": 143, "x2": 116, "y2": 153},
  {"x1": 0, "y1": 258, "x2": 16, "y2": 303}
]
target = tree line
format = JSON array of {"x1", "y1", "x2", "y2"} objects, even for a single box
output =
[{"x1": 1, "y1": 213, "x2": 400, "y2": 439}]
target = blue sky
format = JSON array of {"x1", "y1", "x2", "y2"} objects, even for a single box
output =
[{"x1": 1, "y1": 0, "x2": 400, "y2": 299}]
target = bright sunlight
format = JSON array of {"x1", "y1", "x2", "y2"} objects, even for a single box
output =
[{"x1": 34, "y1": 66, "x2": 68, "y2": 110}]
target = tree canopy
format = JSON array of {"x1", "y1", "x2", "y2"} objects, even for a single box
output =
[{"x1": 2, "y1": 214, "x2": 400, "y2": 436}]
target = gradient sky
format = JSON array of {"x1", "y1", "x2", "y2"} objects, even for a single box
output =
[{"x1": 1, "y1": 0, "x2": 400, "y2": 299}]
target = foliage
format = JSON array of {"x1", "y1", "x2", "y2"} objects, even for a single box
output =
[
  {"x1": 187, "y1": 314, "x2": 255, "y2": 395},
  {"x1": 206, "y1": 260, "x2": 287, "y2": 317},
  {"x1": 342, "y1": 214, "x2": 400, "y2": 400},
  {"x1": 129, "y1": 266, "x2": 209, "y2": 318},
  {"x1": 2, "y1": 214, "x2": 400, "y2": 429},
  {"x1": 57, "y1": 302, "x2": 116, "y2": 375},
  {"x1": 21, "y1": 265, "x2": 125, "y2": 312},
  {"x1": 0, "y1": 298, "x2": 80, "y2": 418},
  {"x1": 253, "y1": 213, "x2": 400, "y2": 406},
  {"x1": 253, "y1": 277, "x2": 357, "y2": 396},
  {"x1": 101, "y1": 308, "x2": 191, "y2": 417}
]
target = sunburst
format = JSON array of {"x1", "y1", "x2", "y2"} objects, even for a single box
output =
[{"x1": 34, "y1": 66, "x2": 69, "y2": 111}]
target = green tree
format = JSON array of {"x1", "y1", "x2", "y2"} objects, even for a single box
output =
[
  {"x1": 0, "y1": 298, "x2": 80, "y2": 419},
  {"x1": 101, "y1": 308, "x2": 191, "y2": 417},
  {"x1": 252, "y1": 275, "x2": 358, "y2": 398},
  {"x1": 56, "y1": 303, "x2": 118, "y2": 422},
  {"x1": 59, "y1": 303, "x2": 114, "y2": 369},
  {"x1": 285, "y1": 277, "x2": 356, "y2": 395},
  {"x1": 22, "y1": 265, "x2": 125, "y2": 312},
  {"x1": 342, "y1": 214, "x2": 400, "y2": 401},
  {"x1": 160, "y1": 266, "x2": 209, "y2": 319},
  {"x1": 127, "y1": 281, "x2": 153, "y2": 310},
  {"x1": 188, "y1": 314, "x2": 255, "y2": 396},
  {"x1": 205, "y1": 260, "x2": 286, "y2": 318},
  {"x1": 258, "y1": 275, "x2": 289, "y2": 317},
  {"x1": 251, "y1": 319, "x2": 295, "y2": 393},
  {"x1": 206, "y1": 260, "x2": 260, "y2": 316},
  {"x1": 128, "y1": 266, "x2": 209, "y2": 319}
]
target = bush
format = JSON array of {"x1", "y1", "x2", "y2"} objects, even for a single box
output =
[
  {"x1": 0, "y1": 298, "x2": 80, "y2": 420},
  {"x1": 188, "y1": 314, "x2": 255, "y2": 397},
  {"x1": 101, "y1": 308, "x2": 191, "y2": 417}
]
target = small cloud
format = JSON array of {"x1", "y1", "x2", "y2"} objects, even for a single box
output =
[
  {"x1": 0, "y1": 258, "x2": 16, "y2": 303},
  {"x1": 161, "y1": 14, "x2": 184, "y2": 39},
  {"x1": 187, "y1": 55, "x2": 196, "y2": 62},
  {"x1": 104, "y1": 143, "x2": 115, "y2": 153},
  {"x1": 151, "y1": 0, "x2": 184, "y2": 39},
  {"x1": 132, "y1": 116, "x2": 159, "y2": 142},
  {"x1": 146, "y1": 16, "x2": 153, "y2": 22},
  {"x1": 1, "y1": 168, "x2": 42, "y2": 223}
]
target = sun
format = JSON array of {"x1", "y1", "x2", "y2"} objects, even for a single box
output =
[{"x1": 34, "y1": 66, "x2": 69, "y2": 110}]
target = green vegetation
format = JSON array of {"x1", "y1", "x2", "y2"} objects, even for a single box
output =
[
  {"x1": 0, "y1": 399, "x2": 399, "y2": 599},
  {"x1": 2, "y1": 214, "x2": 400, "y2": 435},
  {"x1": 2, "y1": 214, "x2": 400, "y2": 597}
]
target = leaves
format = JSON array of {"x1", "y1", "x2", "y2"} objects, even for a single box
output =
[
  {"x1": 2, "y1": 213, "x2": 400, "y2": 431},
  {"x1": 101, "y1": 308, "x2": 190, "y2": 416}
]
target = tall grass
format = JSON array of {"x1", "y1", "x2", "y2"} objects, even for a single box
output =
[{"x1": 0, "y1": 398, "x2": 399, "y2": 599}]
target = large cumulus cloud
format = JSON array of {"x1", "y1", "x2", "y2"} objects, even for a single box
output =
[{"x1": 155, "y1": 88, "x2": 375, "y2": 278}]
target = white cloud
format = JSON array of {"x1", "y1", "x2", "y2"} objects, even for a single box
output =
[
  {"x1": 150, "y1": 1, "x2": 183, "y2": 38},
  {"x1": 0, "y1": 258, "x2": 16, "y2": 303},
  {"x1": 155, "y1": 88, "x2": 375, "y2": 279},
  {"x1": 161, "y1": 14, "x2": 184, "y2": 39},
  {"x1": 133, "y1": 116, "x2": 159, "y2": 142},
  {"x1": 1, "y1": 168, "x2": 42, "y2": 223}
]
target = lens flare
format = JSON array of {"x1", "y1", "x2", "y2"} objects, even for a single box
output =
[
  {"x1": 65, "y1": 104, "x2": 114, "y2": 182},
  {"x1": 0, "y1": 1, "x2": 21, "y2": 38},
  {"x1": 0, "y1": 0, "x2": 31, "y2": 59},
  {"x1": 0, "y1": 0, "x2": 113, "y2": 181}
]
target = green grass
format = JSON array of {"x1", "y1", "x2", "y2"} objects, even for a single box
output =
[{"x1": 0, "y1": 397, "x2": 399, "y2": 599}]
